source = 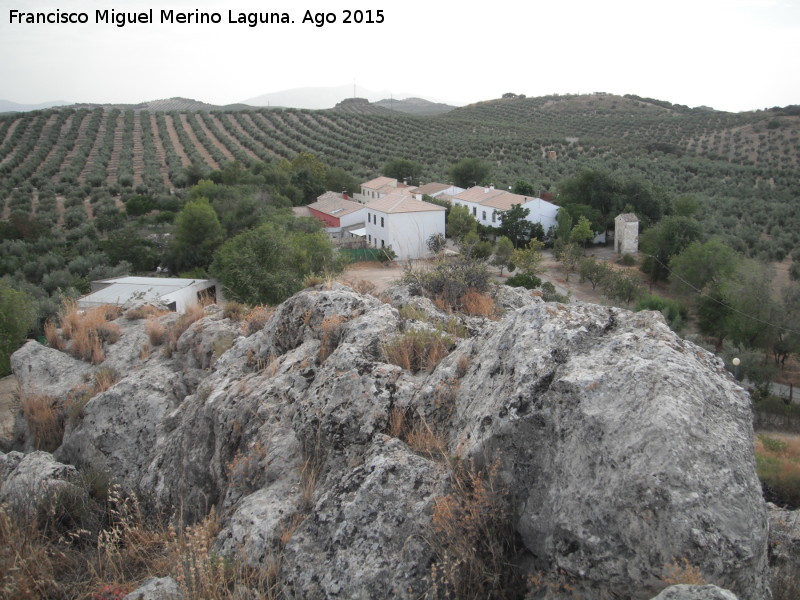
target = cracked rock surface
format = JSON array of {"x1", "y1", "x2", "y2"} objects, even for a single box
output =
[{"x1": 5, "y1": 283, "x2": 769, "y2": 599}]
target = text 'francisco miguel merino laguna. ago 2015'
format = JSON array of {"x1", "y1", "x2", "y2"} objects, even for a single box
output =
[{"x1": 8, "y1": 8, "x2": 386, "y2": 27}]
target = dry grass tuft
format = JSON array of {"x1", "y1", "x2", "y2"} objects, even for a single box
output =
[
  {"x1": 459, "y1": 288, "x2": 497, "y2": 318},
  {"x1": 222, "y1": 301, "x2": 247, "y2": 321},
  {"x1": 52, "y1": 301, "x2": 122, "y2": 364},
  {"x1": 660, "y1": 557, "x2": 706, "y2": 586},
  {"x1": 429, "y1": 457, "x2": 525, "y2": 599},
  {"x1": 125, "y1": 305, "x2": 169, "y2": 321},
  {"x1": 145, "y1": 317, "x2": 167, "y2": 346},
  {"x1": 318, "y1": 314, "x2": 347, "y2": 362},
  {"x1": 242, "y1": 305, "x2": 273, "y2": 335},
  {"x1": 21, "y1": 393, "x2": 64, "y2": 452},
  {"x1": 44, "y1": 319, "x2": 65, "y2": 351},
  {"x1": 386, "y1": 407, "x2": 448, "y2": 460},
  {"x1": 382, "y1": 328, "x2": 453, "y2": 374}
]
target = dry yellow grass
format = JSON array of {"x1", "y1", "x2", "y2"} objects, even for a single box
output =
[
  {"x1": 382, "y1": 328, "x2": 453, "y2": 374},
  {"x1": 459, "y1": 289, "x2": 497, "y2": 318},
  {"x1": 21, "y1": 393, "x2": 63, "y2": 452},
  {"x1": 51, "y1": 300, "x2": 122, "y2": 364},
  {"x1": 660, "y1": 557, "x2": 706, "y2": 586},
  {"x1": 318, "y1": 314, "x2": 347, "y2": 362}
]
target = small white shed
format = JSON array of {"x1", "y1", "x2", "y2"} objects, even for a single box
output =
[
  {"x1": 77, "y1": 277, "x2": 222, "y2": 313},
  {"x1": 614, "y1": 213, "x2": 639, "y2": 255}
]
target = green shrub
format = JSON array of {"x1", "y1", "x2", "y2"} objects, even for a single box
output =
[
  {"x1": 505, "y1": 273, "x2": 541, "y2": 289},
  {"x1": 635, "y1": 294, "x2": 688, "y2": 331}
]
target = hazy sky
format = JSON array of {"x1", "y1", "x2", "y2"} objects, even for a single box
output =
[{"x1": 1, "y1": 0, "x2": 798, "y2": 112}]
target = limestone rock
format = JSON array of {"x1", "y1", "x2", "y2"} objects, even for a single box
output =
[
  {"x1": 650, "y1": 584, "x2": 739, "y2": 600},
  {"x1": 281, "y1": 435, "x2": 448, "y2": 599},
  {"x1": 123, "y1": 577, "x2": 183, "y2": 600},
  {"x1": 11, "y1": 340, "x2": 92, "y2": 400},
  {"x1": 0, "y1": 450, "x2": 84, "y2": 522},
  {"x1": 8, "y1": 285, "x2": 771, "y2": 599},
  {"x1": 442, "y1": 303, "x2": 769, "y2": 599}
]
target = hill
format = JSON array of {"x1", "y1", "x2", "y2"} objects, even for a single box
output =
[
  {"x1": 0, "y1": 92, "x2": 798, "y2": 260},
  {"x1": 241, "y1": 84, "x2": 453, "y2": 110}
]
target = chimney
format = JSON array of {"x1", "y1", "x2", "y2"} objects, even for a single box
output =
[{"x1": 342, "y1": 190, "x2": 348, "y2": 200}]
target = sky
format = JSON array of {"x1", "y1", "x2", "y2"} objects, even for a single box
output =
[{"x1": 1, "y1": 0, "x2": 798, "y2": 112}]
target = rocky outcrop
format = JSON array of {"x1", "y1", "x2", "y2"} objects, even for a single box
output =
[
  {"x1": 650, "y1": 585, "x2": 739, "y2": 600},
  {"x1": 0, "y1": 450, "x2": 85, "y2": 522},
  {"x1": 7, "y1": 283, "x2": 771, "y2": 599}
]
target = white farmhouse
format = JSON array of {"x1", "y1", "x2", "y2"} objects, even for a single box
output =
[
  {"x1": 411, "y1": 182, "x2": 465, "y2": 202},
  {"x1": 357, "y1": 176, "x2": 414, "y2": 203},
  {"x1": 364, "y1": 192, "x2": 446, "y2": 259},
  {"x1": 450, "y1": 186, "x2": 559, "y2": 232}
]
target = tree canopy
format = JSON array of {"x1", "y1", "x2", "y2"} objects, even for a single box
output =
[
  {"x1": 448, "y1": 158, "x2": 491, "y2": 189},
  {"x1": 383, "y1": 158, "x2": 423, "y2": 186}
]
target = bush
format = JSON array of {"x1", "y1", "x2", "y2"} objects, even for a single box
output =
[
  {"x1": 541, "y1": 282, "x2": 570, "y2": 303},
  {"x1": 505, "y1": 273, "x2": 541, "y2": 289},
  {"x1": 755, "y1": 433, "x2": 800, "y2": 508},
  {"x1": 635, "y1": 294, "x2": 688, "y2": 331},
  {"x1": 402, "y1": 258, "x2": 491, "y2": 310}
]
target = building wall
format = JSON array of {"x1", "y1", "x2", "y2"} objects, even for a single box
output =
[
  {"x1": 309, "y1": 207, "x2": 340, "y2": 228},
  {"x1": 451, "y1": 200, "x2": 501, "y2": 228},
  {"x1": 339, "y1": 208, "x2": 366, "y2": 229},
  {"x1": 521, "y1": 198, "x2": 559, "y2": 232},
  {"x1": 615, "y1": 219, "x2": 639, "y2": 254},
  {"x1": 364, "y1": 209, "x2": 445, "y2": 259},
  {"x1": 451, "y1": 198, "x2": 560, "y2": 231}
]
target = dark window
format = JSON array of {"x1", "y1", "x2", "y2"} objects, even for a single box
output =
[
  {"x1": 492, "y1": 212, "x2": 496, "y2": 223},
  {"x1": 381, "y1": 217, "x2": 384, "y2": 227},
  {"x1": 482, "y1": 211, "x2": 486, "y2": 221},
  {"x1": 472, "y1": 207, "x2": 476, "y2": 216},
  {"x1": 381, "y1": 239, "x2": 385, "y2": 248}
]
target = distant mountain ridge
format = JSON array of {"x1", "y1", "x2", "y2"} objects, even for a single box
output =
[
  {"x1": 0, "y1": 99, "x2": 71, "y2": 113},
  {"x1": 242, "y1": 84, "x2": 456, "y2": 110},
  {"x1": 333, "y1": 97, "x2": 455, "y2": 116}
]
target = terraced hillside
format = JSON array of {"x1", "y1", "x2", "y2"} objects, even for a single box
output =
[{"x1": 1, "y1": 93, "x2": 798, "y2": 258}]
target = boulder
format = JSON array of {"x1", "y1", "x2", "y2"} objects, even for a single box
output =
[
  {"x1": 650, "y1": 584, "x2": 739, "y2": 600},
  {"x1": 123, "y1": 577, "x2": 182, "y2": 600},
  {"x1": 441, "y1": 303, "x2": 769, "y2": 599},
  {"x1": 0, "y1": 450, "x2": 85, "y2": 523},
  {"x1": 8, "y1": 285, "x2": 771, "y2": 599}
]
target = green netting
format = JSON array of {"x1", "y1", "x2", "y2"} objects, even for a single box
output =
[{"x1": 339, "y1": 247, "x2": 384, "y2": 262}]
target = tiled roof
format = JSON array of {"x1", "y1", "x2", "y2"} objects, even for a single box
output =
[
  {"x1": 367, "y1": 192, "x2": 446, "y2": 214},
  {"x1": 416, "y1": 182, "x2": 451, "y2": 195},
  {"x1": 361, "y1": 176, "x2": 397, "y2": 190},
  {"x1": 308, "y1": 195, "x2": 365, "y2": 218},
  {"x1": 452, "y1": 186, "x2": 534, "y2": 211}
]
